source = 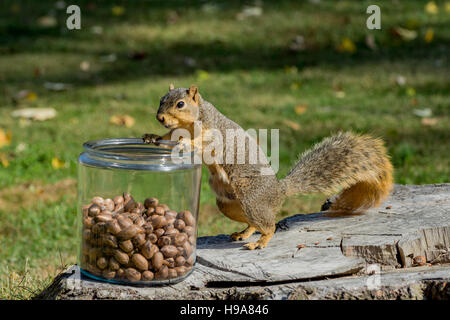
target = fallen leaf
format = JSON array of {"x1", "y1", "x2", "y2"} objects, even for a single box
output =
[
  {"x1": 424, "y1": 28, "x2": 434, "y2": 43},
  {"x1": 11, "y1": 108, "x2": 56, "y2": 121},
  {"x1": 296, "y1": 244, "x2": 305, "y2": 249},
  {"x1": 337, "y1": 37, "x2": 356, "y2": 53},
  {"x1": 406, "y1": 87, "x2": 416, "y2": 97},
  {"x1": 365, "y1": 34, "x2": 377, "y2": 51},
  {"x1": 111, "y1": 6, "x2": 125, "y2": 16},
  {"x1": 201, "y1": 3, "x2": 220, "y2": 13},
  {"x1": 396, "y1": 75, "x2": 406, "y2": 86},
  {"x1": 26, "y1": 92, "x2": 37, "y2": 102},
  {"x1": 413, "y1": 108, "x2": 432, "y2": 117},
  {"x1": 37, "y1": 16, "x2": 57, "y2": 27},
  {"x1": 44, "y1": 82, "x2": 72, "y2": 91},
  {"x1": 421, "y1": 117, "x2": 438, "y2": 126},
  {"x1": 196, "y1": 70, "x2": 210, "y2": 81},
  {"x1": 80, "y1": 61, "x2": 90, "y2": 71},
  {"x1": 425, "y1": 1, "x2": 439, "y2": 14},
  {"x1": 100, "y1": 54, "x2": 117, "y2": 63},
  {"x1": 15, "y1": 142, "x2": 27, "y2": 153},
  {"x1": 290, "y1": 81, "x2": 301, "y2": 90},
  {"x1": 335, "y1": 90, "x2": 346, "y2": 98},
  {"x1": 236, "y1": 6, "x2": 263, "y2": 20},
  {"x1": 0, "y1": 129, "x2": 12, "y2": 148},
  {"x1": 284, "y1": 66, "x2": 298, "y2": 74},
  {"x1": 326, "y1": 237, "x2": 333, "y2": 241},
  {"x1": 51, "y1": 157, "x2": 65, "y2": 169},
  {"x1": 289, "y1": 35, "x2": 306, "y2": 52},
  {"x1": 283, "y1": 119, "x2": 300, "y2": 131},
  {"x1": 91, "y1": 25, "x2": 103, "y2": 35},
  {"x1": 294, "y1": 105, "x2": 307, "y2": 115},
  {"x1": 0, "y1": 153, "x2": 10, "y2": 167},
  {"x1": 390, "y1": 27, "x2": 417, "y2": 41},
  {"x1": 110, "y1": 114, "x2": 135, "y2": 128}
]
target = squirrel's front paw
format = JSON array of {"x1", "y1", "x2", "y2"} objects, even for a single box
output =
[{"x1": 142, "y1": 133, "x2": 162, "y2": 145}]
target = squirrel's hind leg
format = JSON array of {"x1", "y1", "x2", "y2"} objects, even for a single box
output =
[
  {"x1": 231, "y1": 226, "x2": 256, "y2": 241},
  {"x1": 243, "y1": 225, "x2": 275, "y2": 250}
]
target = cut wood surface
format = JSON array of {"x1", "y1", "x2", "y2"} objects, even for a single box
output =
[{"x1": 37, "y1": 184, "x2": 450, "y2": 300}]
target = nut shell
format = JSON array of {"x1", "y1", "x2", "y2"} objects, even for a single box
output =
[
  {"x1": 125, "y1": 268, "x2": 141, "y2": 282},
  {"x1": 131, "y1": 253, "x2": 149, "y2": 271}
]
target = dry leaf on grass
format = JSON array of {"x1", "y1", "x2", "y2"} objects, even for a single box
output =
[
  {"x1": 51, "y1": 157, "x2": 66, "y2": 169},
  {"x1": 44, "y1": 82, "x2": 72, "y2": 91},
  {"x1": 11, "y1": 108, "x2": 56, "y2": 121},
  {"x1": 421, "y1": 118, "x2": 438, "y2": 126},
  {"x1": 110, "y1": 114, "x2": 135, "y2": 128},
  {"x1": 337, "y1": 37, "x2": 356, "y2": 53},
  {"x1": 37, "y1": 16, "x2": 57, "y2": 27},
  {"x1": 413, "y1": 108, "x2": 432, "y2": 117},
  {"x1": 425, "y1": 1, "x2": 439, "y2": 14},
  {"x1": 294, "y1": 105, "x2": 307, "y2": 115},
  {"x1": 0, "y1": 153, "x2": 9, "y2": 167},
  {"x1": 283, "y1": 119, "x2": 300, "y2": 131},
  {"x1": 80, "y1": 61, "x2": 90, "y2": 71},
  {"x1": 111, "y1": 6, "x2": 125, "y2": 16},
  {"x1": 0, "y1": 129, "x2": 12, "y2": 148},
  {"x1": 390, "y1": 27, "x2": 417, "y2": 41},
  {"x1": 195, "y1": 70, "x2": 210, "y2": 81},
  {"x1": 424, "y1": 28, "x2": 434, "y2": 43}
]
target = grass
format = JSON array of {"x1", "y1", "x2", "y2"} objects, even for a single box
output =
[{"x1": 0, "y1": 0, "x2": 449, "y2": 299}]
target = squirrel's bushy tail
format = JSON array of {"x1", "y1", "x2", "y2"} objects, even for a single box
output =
[{"x1": 281, "y1": 132, "x2": 393, "y2": 214}]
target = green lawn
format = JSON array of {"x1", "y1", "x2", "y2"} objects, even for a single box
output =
[{"x1": 0, "y1": 0, "x2": 449, "y2": 299}]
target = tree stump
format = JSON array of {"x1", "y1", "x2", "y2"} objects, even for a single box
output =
[{"x1": 37, "y1": 184, "x2": 450, "y2": 300}]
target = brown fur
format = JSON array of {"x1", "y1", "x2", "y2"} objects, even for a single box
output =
[{"x1": 144, "y1": 85, "x2": 394, "y2": 249}]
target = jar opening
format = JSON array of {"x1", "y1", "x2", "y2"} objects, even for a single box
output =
[{"x1": 80, "y1": 138, "x2": 199, "y2": 171}]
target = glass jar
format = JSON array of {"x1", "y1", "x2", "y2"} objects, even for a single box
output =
[{"x1": 77, "y1": 138, "x2": 201, "y2": 285}]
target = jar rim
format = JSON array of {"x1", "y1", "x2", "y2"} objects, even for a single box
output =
[{"x1": 80, "y1": 138, "x2": 200, "y2": 171}]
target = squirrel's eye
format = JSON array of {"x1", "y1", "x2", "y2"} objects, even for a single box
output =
[{"x1": 176, "y1": 101, "x2": 185, "y2": 109}]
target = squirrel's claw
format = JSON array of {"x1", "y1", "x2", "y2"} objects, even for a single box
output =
[
  {"x1": 243, "y1": 241, "x2": 266, "y2": 250},
  {"x1": 231, "y1": 226, "x2": 256, "y2": 241},
  {"x1": 142, "y1": 133, "x2": 162, "y2": 145}
]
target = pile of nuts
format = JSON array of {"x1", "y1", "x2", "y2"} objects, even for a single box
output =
[{"x1": 80, "y1": 193, "x2": 196, "y2": 283}]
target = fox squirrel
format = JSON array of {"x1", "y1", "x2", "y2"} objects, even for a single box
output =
[{"x1": 143, "y1": 84, "x2": 394, "y2": 250}]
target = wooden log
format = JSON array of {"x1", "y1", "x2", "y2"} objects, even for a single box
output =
[{"x1": 36, "y1": 184, "x2": 450, "y2": 300}]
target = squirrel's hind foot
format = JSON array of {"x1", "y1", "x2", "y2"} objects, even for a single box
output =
[
  {"x1": 231, "y1": 226, "x2": 256, "y2": 241},
  {"x1": 243, "y1": 231, "x2": 274, "y2": 250}
]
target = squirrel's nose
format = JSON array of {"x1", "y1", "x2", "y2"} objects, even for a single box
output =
[{"x1": 157, "y1": 114, "x2": 165, "y2": 123}]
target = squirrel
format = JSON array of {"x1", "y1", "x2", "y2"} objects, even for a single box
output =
[{"x1": 143, "y1": 84, "x2": 394, "y2": 250}]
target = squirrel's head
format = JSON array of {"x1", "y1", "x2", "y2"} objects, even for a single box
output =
[{"x1": 156, "y1": 84, "x2": 201, "y2": 129}]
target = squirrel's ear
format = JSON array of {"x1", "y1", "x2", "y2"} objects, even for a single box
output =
[
  {"x1": 187, "y1": 85, "x2": 199, "y2": 103},
  {"x1": 169, "y1": 83, "x2": 175, "y2": 91}
]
